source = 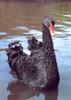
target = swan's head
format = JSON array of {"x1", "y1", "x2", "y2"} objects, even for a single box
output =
[{"x1": 42, "y1": 16, "x2": 55, "y2": 34}]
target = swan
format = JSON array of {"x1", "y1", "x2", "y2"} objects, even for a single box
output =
[{"x1": 7, "y1": 16, "x2": 60, "y2": 90}]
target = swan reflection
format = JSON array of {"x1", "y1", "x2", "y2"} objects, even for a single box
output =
[{"x1": 7, "y1": 81, "x2": 58, "y2": 100}]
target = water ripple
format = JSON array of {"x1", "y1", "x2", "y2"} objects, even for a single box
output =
[
  {"x1": 0, "y1": 32, "x2": 7, "y2": 35},
  {"x1": 63, "y1": 14, "x2": 71, "y2": 18},
  {"x1": 12, "y1": 26, "x2": 29, "y2": 31},
  {"x1": 62, "y1": 21, "x2": 71, "y2": 25}
]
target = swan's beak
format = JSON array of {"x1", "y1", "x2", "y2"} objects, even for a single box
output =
[{"x1": 49, "y1": 23, "x2": 54, "y2": 34}]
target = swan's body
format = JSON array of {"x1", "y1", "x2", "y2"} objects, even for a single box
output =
[{"x1": 7, "y1": 16, "x2": 60, "y2": 90}]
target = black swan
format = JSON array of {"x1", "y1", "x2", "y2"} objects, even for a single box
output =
[{"x1": 7, "y1": 16, "x2": 60, "y2": 90}]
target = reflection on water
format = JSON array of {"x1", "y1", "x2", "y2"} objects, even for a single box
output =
[
  {"x1": 0, "y1": 1, "x2": 71, "y2": 100},
  {"x1": 7, "y1": 81, "x2": 58, "y2": 100},
  {"x1": 0, "y1": 32, "x2": 7, "y2": 35}
]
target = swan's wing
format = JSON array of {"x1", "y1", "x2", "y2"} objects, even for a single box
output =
[{"x1": 28, "y1": 36, "x2": 43, "y2": 51}]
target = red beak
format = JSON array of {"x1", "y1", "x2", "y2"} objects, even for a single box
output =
[{"x1": 49, "y1": 23, "x2": 54, "y2": 33}]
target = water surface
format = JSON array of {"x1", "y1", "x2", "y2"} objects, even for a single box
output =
[{"x1": 0, "y1": 1, "x2": 71, "y2": 100}]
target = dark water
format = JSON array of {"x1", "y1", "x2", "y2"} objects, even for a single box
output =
[{"x1": 0, "y1": 1, "x2": 71, "y2": 100}]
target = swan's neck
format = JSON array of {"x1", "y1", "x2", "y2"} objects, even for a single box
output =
[{"x1": 42, "y1": 25, "x2": 54, "y2": 50}]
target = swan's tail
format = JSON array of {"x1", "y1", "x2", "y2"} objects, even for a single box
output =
[{"x1": 6, "y1": 41, "x2": 23, "y2": 67}]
